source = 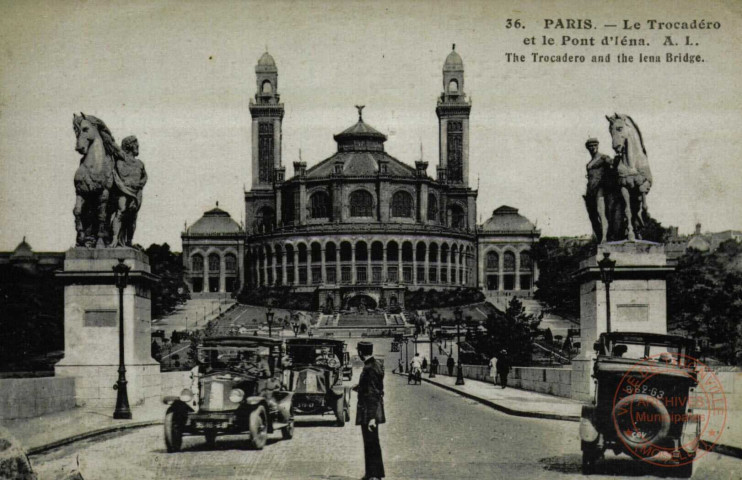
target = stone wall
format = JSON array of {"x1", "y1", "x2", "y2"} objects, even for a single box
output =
[
  {"x1": 160, "y1": 371, "x2": 192, "y2": 397},
  {"x1": 0, "y1": 377, "x2": 75, "y2": 419},
  {"x1": 443, "y1": 364, "x2": 573, "y2": 398}
]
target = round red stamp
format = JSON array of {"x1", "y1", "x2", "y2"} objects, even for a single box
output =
[{"x1": 611, "y1": 352, "x2": 727, "y2": 468}]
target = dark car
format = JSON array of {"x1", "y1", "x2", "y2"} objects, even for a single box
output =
[
  {"x1": 285, "y1": 338, "x2": 352, "y2": 426},
  {"x1": 162, "y1": 336, "x2": 294, "y2": 452},
  {"x1": 580, "y1": 332, "x2": 701, "y2": 477}
]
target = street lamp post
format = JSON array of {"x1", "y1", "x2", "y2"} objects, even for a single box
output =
[
  {"x1": 597, "y1": 252, "x2": 616, "y2": 334},
  {"x1": 454, "y1": 306, "x2": 465, "y2": 385},
  {"x1": 112, "y1": 259, "x2": 132, "y2": 419},
  {"x1": 403, "y1": 337, "x2": 409, "y2": 373},
  {"x1": 266, "y1": 306, "x2": 275, "y2": 338},
  {"x1": 428, "y1": 321, "x2": 436, "y2": 378},
  {"x1": 413, "y1": 333, "x2": 418, "y2": 355}
]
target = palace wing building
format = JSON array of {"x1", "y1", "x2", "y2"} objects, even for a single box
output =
[{"x1": 182, "y1": 48, "x2": 540, "y2": 309}]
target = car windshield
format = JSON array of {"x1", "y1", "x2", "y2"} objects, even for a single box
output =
[
  {"x1": 610, "y1": 341, "x2": 684, "y2": 364},
  {"x1": 198, "y1": 346, "x2": 265, "y2": 370},
  {"x1": 287, "y1": 344, "x2": 342, "y2": 365}
]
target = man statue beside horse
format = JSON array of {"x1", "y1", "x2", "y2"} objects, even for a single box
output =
[
  {"x1": 72, "y1": 113, "x2": 147, "y2": 248},
  {"x1": 584, "y1": 114, "x2": 652, "y2": 243}
]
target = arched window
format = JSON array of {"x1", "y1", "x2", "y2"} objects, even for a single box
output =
[
  {"x1": 309, "y1": 191, "x2": 330, "y2": 219},
  {"x1": 449, "y1": 204, "x2": 466, "y2": 229},
  {"x1": 191, "y1": 254, "x2": 204, "y2": 272},
  {"x1": 387, "y1": 241, "x2": 399, "y2": 262},
  {"x1": 350, "y1": 190, "x2": 373, "y2": 217},
  {"x1": 448, "y1": 79, "x2": 458, "y2": 93},
  {"x1": 262, "y1": 80, "x2": 272, "y2": 94},
  {"x1": 503, "y1": 251, "x2": 516, "y2": 272},
  {"x1": 225, "y1": 253, "x2": 237, "y2": 272},
  {"x1": 416, "y1": 243, "x2": 426, "y2": 262},
  {"x1": 486, "y1": 251, "x2": 499, "y2": 270},
  {"x1": 391, "y1": 191, "x2": 413, "y2": 218},
  {"x1": 402, "y1": 242, "x2": 413, "y2": 262},
  {"x1": 520, "y1": 251, "x2": 533, "y2": 271},
  {"x1": 311, "y1": 242, "x2": 322, "y2": 264},
  {"x1": 356, "y1": 241, "x2": 368, "y2": 261},
  {"x1": 208, "y1": 253, "x2": 220, "y2": 273},
  {"x1": 427, "y1": 193, "x2": 438, "y2": 221},
  {"x1": 256, "y1": 206, "x2": 275, "y2": 233}
]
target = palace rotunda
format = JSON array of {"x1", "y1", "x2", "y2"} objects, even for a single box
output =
[{"x1": 182, "y1": 48, "x2": 540, "y2": 309}]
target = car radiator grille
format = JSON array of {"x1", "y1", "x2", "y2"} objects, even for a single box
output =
[{"x1": 200, "y1": 380, "x2": 239, "y2": 412}]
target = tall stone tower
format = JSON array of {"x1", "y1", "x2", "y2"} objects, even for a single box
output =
[
  {"x1": 436, "y1": 45, "x2": 471, "y2": 187},
  {"x1": 249, "y1": 52, "x2": 284, "y2": 190}
]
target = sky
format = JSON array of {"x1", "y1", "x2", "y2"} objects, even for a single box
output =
[{"x1": 1, "y1": 0, "x2": 741, "y2": 252}]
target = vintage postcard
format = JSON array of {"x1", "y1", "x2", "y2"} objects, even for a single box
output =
[{"x1": 0, "y1": 1, "x2": 740, "y2": 479}]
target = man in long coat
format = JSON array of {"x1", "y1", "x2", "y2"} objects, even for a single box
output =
[{"x1": 353, "y1": 341, "x2": 385, "y2": 480}]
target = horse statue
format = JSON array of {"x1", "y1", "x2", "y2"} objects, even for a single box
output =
[
  {"x1": 72, "y1": 113, "x2": 124, "y2": 248},
  {"x1": 607, "y1": 114, "x2": 653, "y2": 241}
]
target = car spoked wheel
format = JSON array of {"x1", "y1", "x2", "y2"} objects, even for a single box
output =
[
  {"x1": 204, "y1": 430, "x2": 217, "y2": 447},
  {"x1": 164, "y1": 411, "x2": 183, "y2": 453},
  {"x1": 248, "y1": 406, "x2": 268, "y2": 450},
  {"x1": 334, "y1": 396, "x2": 346, "y2": 427},
  {"x1": 281, "y1": 420, "x2": 294, "y2": 440},
  {"x1": 581, "y1": 444, "x2": 600, "y2": 475}
]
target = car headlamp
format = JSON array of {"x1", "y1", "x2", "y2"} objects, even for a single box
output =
[
  {"x1": 580, "y1": 417, "x2": 599, "y2": 443},
  {"x1": 681, "y1": 413, "x2": 700, "y2": 453},
  {"x1": 179, "y1": 388, "x2": 193, "y2": 403},
  {"x1": 229, "y1": 388, "x2": 245, "y2": 403}
]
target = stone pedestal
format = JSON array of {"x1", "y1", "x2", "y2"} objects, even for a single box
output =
[
  {"x1": 571, "y1": 241, "x2": 674, "y2": 402},
  {"x1": 55, "y1": 248, "x2": 161, "y2": 407}
]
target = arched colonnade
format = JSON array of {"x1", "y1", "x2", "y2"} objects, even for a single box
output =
[
  {"x1": 189, "y1": 248, "x2": 240, "y2": 293},
  {"x1": 248, "y1": 237, "x2": 476, "y2": 289}
]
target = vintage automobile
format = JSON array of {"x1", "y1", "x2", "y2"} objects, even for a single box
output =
[
  {"x1": 580, "y1": 332, "x2": 701, "y2": 477},
  {"x1": 162, "y1": 336, "x2": 294, "y2": 452},
  {"x1": 284, "y1": 338, "x2": 352, "y2": 426}
]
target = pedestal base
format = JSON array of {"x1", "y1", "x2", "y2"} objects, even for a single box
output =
[
  {"x1": 571, "y1": 241, "x2": 673, "y2": 402},
  {"x1": 56, "y1": 364, "x2": 161, "y2": 408},
  {"x1": 55, "y1": 248, "x2": 160, "y2": 408},
  {"x1": 570, "y1": 355, "x2": 596, "y2": 402}
]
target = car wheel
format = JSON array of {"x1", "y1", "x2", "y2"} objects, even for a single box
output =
[
  {"x1": 204, "y1": 430, "x2": 217, "y2": 448},
  {"x1": 335, "y1": 396, "x2": 346, "y2": 427},
  {"x1": 581, "y1": 450, "x2": 596, "y2": 475},
  {"x1": 281, "y1": 420, "x2": 294, "y2": 440},
  {"x1": 248, "y1": 406, "x2": 268, "y2": 450},
  {"x1": 164, "y1": 411, "x2": 183, "y2": 453},
  {"x1": 674, "y1": 461, "x2": 693, "y2": 478}
]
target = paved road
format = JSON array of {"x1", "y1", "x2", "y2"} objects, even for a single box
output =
[{"x1": 31, "y1": 343, "x2": 740, "y2": 479}]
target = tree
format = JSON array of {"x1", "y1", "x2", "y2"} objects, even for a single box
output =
[
  {"x1": 532, "y1": 237, "x2": 594, "y2": 320},
  {"x1": 0, "y1": 264, "x2": 63, "y2": 368},
  {"x1": 475, "y1": 297, "x2": 542, "y2": 366},
  {"x1": 146, "y1": 243, "x2": 190, "y2": 319},
  {"x1": 668, "y1": 239, "x2": 742, "y2": 365}
]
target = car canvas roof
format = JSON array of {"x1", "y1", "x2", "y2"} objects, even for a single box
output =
[
  {"x1": 285, "y1": 338, "x2": 346, "y2": 348},
  {"x1": 601, "y1": 331, "x2": 694, "y2": 345},
  {"x1": 201, "y1": 336, "x2": 283, "y2": 348}
]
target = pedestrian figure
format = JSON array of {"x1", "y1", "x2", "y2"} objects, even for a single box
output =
[
  {"x1": 488, "y1": 354, "x2": 498, "y2": 386},
  {"x1": 421, "y1": 357, "x2": 428, "y2": 372},
  {"x1": 353, "y1": 341, "x2": 385, "y2": 480},
  {"x1": 431, "y1": 356, "x2": 439, "y2": 375},
  {"x1": 396, "y1": 359, "x2": 404, "y2": 374},
  {"x1": 497, "y1": 350, "x2": 511, "y2": 389},
  {"x1": 446, "y1": 356, "x2": 455, "y2": 376}
]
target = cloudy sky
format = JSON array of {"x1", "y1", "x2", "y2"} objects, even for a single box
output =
[{"x1": 1, "y1": 0, "x2": 741, "y2": 252}]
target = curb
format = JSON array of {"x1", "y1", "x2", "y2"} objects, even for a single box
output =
[
  {"x1": 403, "y1": 373, "x2": 742, "y2": 460},
  {"x1": 404, "y1": 373, "x2": 580, "y2": 422},
  {"x1": 704, "y1": 443, "x2": 742, "y2": 460},
  {"x1": 26, "y1": 420, "x2": 162, "y2": 456}
]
